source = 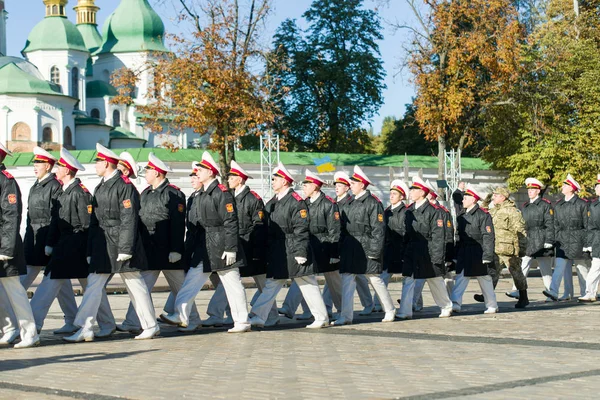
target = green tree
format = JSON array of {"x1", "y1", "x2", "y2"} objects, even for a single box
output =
[
  {"x1": 269, "y1": 0, "x2": 386, "y2": 153},
  {"x1": 381, "y1": 104, "x2": 437, "y2": 156}
]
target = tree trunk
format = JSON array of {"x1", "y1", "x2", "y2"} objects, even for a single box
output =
[{"x1": 437, "y1": 134, "x2": 446, "y2": 180}]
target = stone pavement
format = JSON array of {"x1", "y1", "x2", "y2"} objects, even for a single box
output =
[{"x1": 2, "y1": 275, "x2": 600, "y2": 399}]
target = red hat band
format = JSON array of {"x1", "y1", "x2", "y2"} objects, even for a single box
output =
[
  {"x1": 274, "y1": 170, "x2": 293, "y2": 183},
  {"x1": 410, "y1": 182, "x2": 430, "y2": 194},
  {"x1": 58, "y1": 158, "x2": 77, "y2": 172},
  {"x1": 465, "y1": 189, "x2": 480, "y2": 201},
  {"x1": 351, "y1": 173, "x2": 369, "y2": 187},
  {"x1": 335, "y1": 177, "x2": 350, "y2": 186},
  {"x1": 564, "y1": 179, "x2": 578, "y2": 191},
  {"x1": 119, "y1": 160, "x2": 134, "y2": 174},
  {"x1": 97, "y1": 152, "x2": 119, "y2": 165},
  {"x1": 391, "y1": 186, "x2": 406, "y2": 197},
  {"x1": 34, "y1": 155, "x2": 55, "y2": 165},
  {"x1": 305, "y1": 176, "x2": 323, "y2": 186},
  {"x1": 526, "y1": 183, "x2": 541, "y2": 189},
  {"x1": 147, "y1": 161, "x2": 167, "y2": 175},
  {"x1": 199, "y1": 159, "x2": 219, "y2": 176},
  {"x1": 229, "y1": 168, "x2": 248, "y2": 180}
]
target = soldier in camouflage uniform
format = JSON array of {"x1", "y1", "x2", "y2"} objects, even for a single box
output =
[{"x1": 481, "y1": 187, "x2": 529, "y2": 308}]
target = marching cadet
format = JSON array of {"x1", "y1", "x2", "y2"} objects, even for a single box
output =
[
  {"x1": 248, "y1": 162, "x2": 329, "y2": 329},
  {"x1": 397, "y1": 177, "x2": 452, "y2": 319},
  {"x1": 64, "y1": 144, "x2": 159, "y2": 342},
  {"x1": 117, "y1": 153, "x2": 202, "y2": 332},
  {"x1": 543, "y1": 174, "x2": 589, "y2": 301},
  {"x1": 161, "y1": 152, "x2": 251, "y2": 333},
  {"x1": 478, "y1": 187, "x2": 529, "y2": 308},
  {"x1": 507, "y1": 178, "x2": 554, "y2": 300},
  {"x1": 335, "y1": 165, "x2": 395, "y2": 325},
  {"x1": 450, "y1": 185, "x2": 498, "y2": 314},
  {"x1": 278, "y1": 170, "x2": 343, "y2": 321},
  {"x1": 117, "y1": 151, "x2": 138, "y2": 181},
  {"x1": 580, "y1": 175, "x2": 600, "y2": 302},
  {"x1": 204, "y1": 160, "x2": 278, "y2": 327},
  {"x1": 0, "y1": 142, "x2": 40, "y2": 348},
  {"x1": 30, "y1": 148, "x2": 116, "y2": 335},
  {"x1": 21, "y1": 147, "x2": 80, "y2": 334}
]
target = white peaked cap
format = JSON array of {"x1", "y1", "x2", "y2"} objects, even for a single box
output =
[
  {"x1": 334, "y1": 171, "x2": 350, "y2": 186},
  {"x1": 95, "y1": 143, "x2": 120, "y2": 164},
  {"x1": 465, "y1": 183, "x2": 483, "y2": 201},
  {"x1": 303, "y1": 169, "x2": 324, "y2": 186},
  {"x1": 390, "y1": 179, "x2": 409, "y2": 197},
  {"x1": 198, "y1": 151, "x2": 220, "y2": 176},
  {"x1": 58, "y1": 148, "x2": 85, "y2": 171},
  {"x1": 410, "y1": 176, "x2": 430, "y2": 194},
  {"x1": 190, "y1": 161, "x2": 200, "y2": 176},
  {"x1": 147, "y1": 152, "x2": 172, "y2": 174},
  {"x1": 272, "y1": 162, "x2": 294, "y2": 183},
  {"x1": 425, "y1": 179, "x2": 438, "y2": 197},
  {"x1": 525, "y1": 177, "x2": 545, "y2": 189},
  {"x1": 118, "y1": 151, "x2": 138, "y2": 179},
  {"x1": 563, "y1": 173, "x2": 581, "y2": 191},
  {"x1": 0, "y1": 142, "x2": 12, "y2": 157},
  {"x1": 351, "y1": 165, "x2": 371, "y2": 186},
  {"x1": 229, "y1": 160, "x2": 253, "y2": 180},
  {"x1": 33, "y1": 146, "x2": 58, "y2": 163}
]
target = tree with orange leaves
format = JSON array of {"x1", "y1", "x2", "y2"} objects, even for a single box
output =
[{"x1": 112, "y1": 0, "x2": 277, "y2": 175}]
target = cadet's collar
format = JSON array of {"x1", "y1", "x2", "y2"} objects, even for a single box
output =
[
  {"x1": 530, "y1": 196, "x2": 540, "y2": 204},
  {"x1": 152, "y1": 178, "x2": 169, "y2": 191},
  {"x1": 391, "y1": 201, "x2": 404, "y2": 210},
  {"x1": 104, "y1": 169, "x2": 119, "y2": 182},
  {"x1": 203, "y1": 178, "x2": 219, "y2": 193},
  {"x1": 62, "y1": 178, "x2": 77, "y2": 191},
  {"x1": 414, "y1": 198, "x2": 428, "y2": 210},
  {"x1": 354, "y1": 190, "x2": 368, "y2": 200},
  {"x1": 235, "y1": 184, "x2": 247, "y2": 197},
  {"x1": 337, "y1": 192, "x2": 348, "y2": 202},
  {"x1": 38, "y1": 172, "x2": 53, "y2": 184},
  {"x1": 309, "y1": 191, "x2": 322, "y2": 204},
  {"x1": 466, "y1": 204, "x2": 479, "y2": 214},
  {"x1": 277, "y1": 187, "x2": 292, "y2": 200}
]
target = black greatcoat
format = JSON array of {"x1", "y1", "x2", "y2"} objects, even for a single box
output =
[
  {"x1": 87, "y1": 171, "x2": 147, "y2": 273},
  {"x1": 139, "y1": 179, "x2": 186, "y2": 271},
  {"x1": 436, "y1": 202, "x2": 455, "y2": 264},
  {"x1": 235, "y1": 186, "x2": 267, "y2": 278},
  {"x1": 265, "y1": 189, "x2": 313, "y2": 279},
  {"x1": 383, "y1": 202, "x2": 407, "y2": 274},
  {"x1": 184, "y1": 190, "x2": 206, "y2": 270},
  {"x1": 521, "y1": 197, "x2": 555, "y2": 258},
  {"x1": 403, "y1": 201, "x2": 446, "y2": 279},
  {"x1": 308, "y1": 193, "x2": 341, "y2": 273},
  {"x1": 195, "y1": 179, "x2": 245, "y2": 272},
  {"x1": 339, "y1": 190, "x2": 385, "y2": 275},
  {"x1": 24, "y1": 173, "x2": 61, "y2": 267},
  {"x1": 456, "y1": 204, "x2": 495, "y2": 277},
  {"x1": 588, "y1": 199, "x2": 600, "y2": 259},
  {"x1": 45, "y1": 179, "x2": 92, "y2": 279},
  {"x1": 336, "y1": 193, "x2": 353, "y2": 256},
  {"x1": 0, "y1": 166, "x2": 26, "y2": 278},
  {"x1": 554, "y1": 195, "x2": 588, "y2": 260}
]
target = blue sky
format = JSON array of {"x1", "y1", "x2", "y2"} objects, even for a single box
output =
[{"x1": 4, "y1": 0, "x2": 415, "y2": 133}]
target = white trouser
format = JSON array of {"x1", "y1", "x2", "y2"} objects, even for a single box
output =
[
  {"x1": 0, "y1": 276, "x2": 39, "y2": 343},
  {"x1": 399, "y1": 276, "x2": 451, "y2": 317},
  {"x1": 283, "y1": 271, "x2": 343, "y2": 315},
  {"x1": 340, "y1": 273, "x2": 394, "y2": 322},
  {"x1": 75, "y1": 272, "x2": 156, "y2": 332},
  {"x1": 251, "y1": 275, "x2": 328, "y2": 323},
  {"x1": 21, "y1": 266, "x2": 79, "y2": 326},
  {"x1": 355, "y1": 274, "x2": 374, "y2": 308},
  {"x1": 412, "y1": 278, "x2": 426, "y2": 308},
  {"x1": 584, "y1": 258, "x2": 600, "y2": 297},
  {"x1": 518, "y1": 256, "x2": 552, "y2": 291},
  {"x1": 374, "y1": 270, "x2": 392, "y2": 308},
  {"x1": 176, "y1": 265, "x2": 249, "y2": 328},
  {"x1": 444, "y1": 271, "x2": 455, "y2": 298},
  {"x1": 550, "y1": 258, "x2": 589, "y2": 297},
  {"x1": 31, "y1": 273, "x2": 114, "y2": 331},
  {"x1": 282, "y1": 280, "x2": 309, "y2": 315},
  {"x1": 451, "y1": 271, "x2": 497, "y2": 309},
  {"x1": 397, "y1": 276, "x2": 415, "y2": 316},
  {"x1": 124, "y1": 270, "x2": 201, "y2": 328},
  {"x1": 163, "y1": 292, "x2": 175, "y2": 314},
  {"x1": 206, "y1": 278, "x2": 230, "y2": 318},
  {"x1": 252, "y1": 274, "x2": 279, "y2": 322}
]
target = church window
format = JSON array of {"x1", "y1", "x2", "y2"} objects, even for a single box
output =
[
  {"x1": 113, "y1": 110, "x2": 121, "y2": 127},
  {"x1": 42, "y1": 127, "x2": 53, "y2": 143},
  {"x1": 64, "y1": 127, "x2": 72, "y2": 147},
  {"x1": 91, "y1": 108, "x2": 101, "y2": 119},
  {"x1": 11, "y1": 122, "x2": 31, "y2": 141},
  {"x1": 71, "y1": 67, "x2": 79, "y2": 100},
  {"x1": 50, "y1": 66, "x2": 60, "y2": 86}
]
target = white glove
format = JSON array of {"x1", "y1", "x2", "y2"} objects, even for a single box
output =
[
  {"x1": 168, "y1": 252, "x2": 182, "y2": 263},
  {"x1": 87, "y1": 256, "x2": 91, "y2": 264},
  {"x1": 368, "y1": 256, "x2": 377, "y2": 260},
  {"x1": 445, "y1": 262, "x2": 453, "y2": 267},
  {"x1": 116, "y1": 254, "x2": 132, "y2": 262},
  {"x1": 329, "y1": 258, "x2": 340, "y2": 264},
  {"x1": 222, "y1": 251, "x2": 236, "y2": 266},
  {"x1": 544, "y1": 243, "x2": 553, "y2": 249},
  {"x1": 482, "y1": 260, "x2": 492, "y2": 264},
  {"x1": 295, "y1": 257, "x2": 307, "y2": 265},
  {"x1": 44, "y1": 246, "x2": 53, "y2": 256},
  {"x1": 0, "y1": 254, "x2": 13, "y2": 261}
]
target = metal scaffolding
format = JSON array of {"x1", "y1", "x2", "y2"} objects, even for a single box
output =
[{"x1": 260, "y1": 133, "x2": 280, "y2": 199}]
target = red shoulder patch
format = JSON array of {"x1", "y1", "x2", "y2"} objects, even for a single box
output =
[
  {"x1": 218, "y1": 184, "x2": 228, "y2": 192},
  {"x1": 480, "y1": 207, "x2": 489, "y2": 213},
  {"x1": 407, "y1": 203, "x2": 415, "y2": 208},
  {"x1": 582, "y1": 198, "x2": 589, "y2": 202},
  {"x1": 522, "y1": 202, "x2": 528, "y2": 208},
  {"x1": 292, "y1": 192, "x2": 303, "y2": 201},
  {"x1": 79, "y1": 183, "x2": 90, "y2": 193},
  {"x1": 121, "y1": 175, "x2": 131, "y2": 184},
  {"x1": 325, "y1": 195, "x2": 335, "y2": 203},
  {"x1": 431, "y1": 202, "x2": 440, "y2": 209},
  {"x1": 542, "y1": 198, "x2": 551, "y2": 204},
  {"x1": 371, "y1": 194, "x2": 381, "y2": 203},
  {"x1": 439, "y1": 205, "x2": 449, "y2": 212},
  {"x1": 168, "y1": 183, "x2": 181, "y2": 191},
  {"x1": 55, "y1": 176, "x2": 64, "y2": 185},
  {"x1": 250, "y1": 190, "x2": 262, "y2": 201},
  {"x1": 1, "y1": 170, "x2": 14, "y2": 179}
]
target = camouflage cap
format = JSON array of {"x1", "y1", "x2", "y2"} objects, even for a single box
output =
[{"x1": 493, "y1": 187, "x2": 511, "y2": 198}]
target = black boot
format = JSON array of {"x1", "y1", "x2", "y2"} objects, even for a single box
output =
[
  {"x1": 473, "y1": 294, "x2": 485, "y2": 303},
  {"x1": 515, "y1": 290, "x2": 529, "y2": 308}
]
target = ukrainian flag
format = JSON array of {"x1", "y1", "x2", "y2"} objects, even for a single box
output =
[{"x1": 314, "y1": 156, "x2": 335, "y2": 173}]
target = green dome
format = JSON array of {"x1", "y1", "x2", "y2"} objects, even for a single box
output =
[
  {"x1": 96, "y1": 0, "x2": 169, "y2": 55},
  {"x1": 86, "y1": 80, "x2": 118, "y2": 98},
  {"x1": 0, "y1": 60, "x2": 66, "y2": 96},
  {"x1": 77, "y1": 23, "x2": 103, "y2": 53},
  {"x1": 23, "y1": 16, "x2": 88, "y2": 54}
]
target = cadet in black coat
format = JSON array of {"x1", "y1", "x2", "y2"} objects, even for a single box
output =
[
  {"x1": 30, "y1": 148, "x2": 115, "y2": 335},
  {"x1": 580, "y1": 178, "x2": 600, "y2": 302},
  {"x1": 0, "y1": 143, "x2": 39, "y2": 348},
  {"x1": 335, "y1": 165, "x2": 395, "y2": 325},
  {"x1": 544, "y1": 174, "x2": 590, "y2": 301},
  {"x1": 248, "y1": 163, "x2": 329, "y2": 329},
  {"x1": 450, "y1": 185, "x2": 498, "y2": 314},
  {"x1": 397, "y1": 177, "x2": 453, "y2": 319},
  {"x1": 383, "y1": 181, "x2": 408, "y2": 275},
  {"x1": 161, "y1": 152, "x2": 250, "y2": 333},
  {"x1": 64, "y1": 144, "x2": 159, "y2": 343}
]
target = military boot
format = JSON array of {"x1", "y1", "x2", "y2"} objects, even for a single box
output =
[{"x1": 515, "y1": 290, "x2": 529, "y2": 308}]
